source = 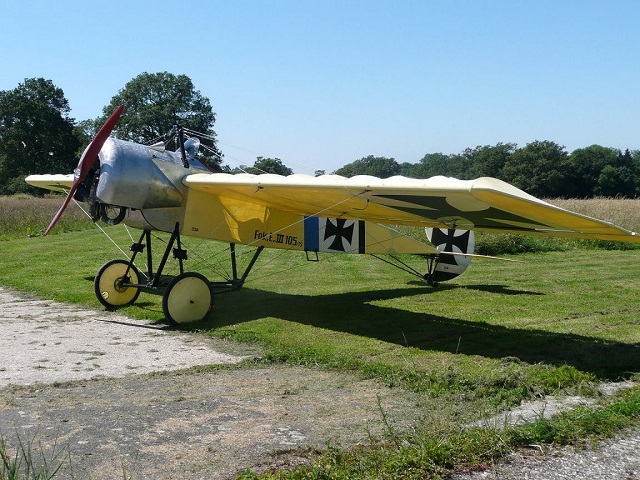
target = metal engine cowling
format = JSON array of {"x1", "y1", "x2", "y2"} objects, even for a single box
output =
[{"x1": 96, "y1": 138, "x2": 185, "y2": 210}]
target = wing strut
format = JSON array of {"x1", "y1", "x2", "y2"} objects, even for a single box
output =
[
  {"x1": 93, "y1": 222, "x2": 268, "y2": 324},
  {"x1": 177, "y1": 126, "x2": 189, "y2": 168},
  {"x1": 112, "y1": 224, "x2": 264, "y2": 294},
  {"x1": 369, "y1": 253, "x2": 439, "y2": 285},
  {"x1": 212, "y1": 243, "x2": 265, "y2": 292}
]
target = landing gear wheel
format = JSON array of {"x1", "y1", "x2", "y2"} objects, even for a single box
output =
[
  {"x1": 162, "y1": 272, "x2": 213, "y2": 325},
  {"x1": 95, "y1": 260, "x2": 141, "y2": 309}
]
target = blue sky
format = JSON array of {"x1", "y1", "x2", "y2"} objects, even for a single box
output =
[{"x1": 2, "y1": 1, "x2": 639, "y2": 173}]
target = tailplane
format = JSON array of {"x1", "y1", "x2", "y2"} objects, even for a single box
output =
[{"x1": 424, "y1": 228, "x2": 475, "y2": 283}]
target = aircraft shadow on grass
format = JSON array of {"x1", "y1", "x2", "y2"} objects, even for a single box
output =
[{"x1": 211, "y1": 284, "x2": 638, "y2": 381}]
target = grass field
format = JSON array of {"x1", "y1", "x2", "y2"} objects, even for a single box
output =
[
  {"x1": 0, "y1": 195, "x2": 93, "y2": 240},
  {"x1": 1, "y1": 196, "x2": 639, "y2": 478}
]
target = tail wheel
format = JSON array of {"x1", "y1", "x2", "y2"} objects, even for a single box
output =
[
  {"x1": 95, "y1": 259, "x2": 141, "y2": 309},
  {"x1": 162, "y1": 272, "x2": 213, "y2": 325}
]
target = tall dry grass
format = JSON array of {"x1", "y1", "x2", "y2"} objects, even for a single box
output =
[
  {"x1": 1, "y1": 195, "x2": 639, "y2": 246},
  {"x1": 474, "y1": 198, "x2": 640, "y2": 255},
  {"x1": 548, "y1": 198, "x2": 640, "y2": 232},
  {"x1": 0, "y1": 195, "x2": 93, "y2": 239}
]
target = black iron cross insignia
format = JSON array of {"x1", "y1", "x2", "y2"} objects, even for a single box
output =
[{"x1": 323, "y1": 219, "x2": 355, "y2": 251}]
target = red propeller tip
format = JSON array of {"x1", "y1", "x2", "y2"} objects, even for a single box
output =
[{"x1": 44, "y1": 105, "x2": 124, "y2": 235}]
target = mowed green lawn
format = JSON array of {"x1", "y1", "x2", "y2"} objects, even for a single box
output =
[
  {"x1": 1, "y1": 227, "x2": 638, "y2": 401},
  {"x1": 1, "y1": 225, "x2": 639, "y2": 477}
]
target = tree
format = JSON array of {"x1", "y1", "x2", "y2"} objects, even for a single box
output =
[
  {"x1": 334, "y1": 155, "x2": 400, "y2": 178},
  {"x1": 94, "y1": 72, "x2": 223, "y2": 169},
  {"x1": 464, "y1": 143, "x2": 516, "y2": 179},
  {"x1": 595, "y1": 149, "x2": 637, "y2": 197},
  {"x1": 0, "y1": 78, "x2": 80, "y2": 195},
  {"x1": 632, "y1": 150, "x2": 640, "y2": 196},
  {"x1": 233, "y1": 157, "x2": 293, "y2": 175},
  {"x1": 397, "y1": 162, "x2": 416, "y2": 177},
  {"x1": 501, "y1": 140, "x2": 570, "y2": 197},
  {"x1": 567, "y1": 145, "x2": 619, "y2": 197},
  {"x1": 409, "y1": 152, "x2": 454, "y2": 178},
  {"x1": 72, "y1": 119, "x2": 95, "y2": 158}
]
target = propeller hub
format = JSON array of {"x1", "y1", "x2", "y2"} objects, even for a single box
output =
[{"x1": 45, "y1": 105, "x2": 124, "y2": 235}]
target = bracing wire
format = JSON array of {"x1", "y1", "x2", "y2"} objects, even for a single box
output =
[
  {"x1": 60, "y1": 124, "x2": 431, "y2": 287},
  {"x1": 123, "y1": 224, "x2": 136, "y2": 244},
  {"x1": 70, "y1": 195, "x2": 430, "y2": 288},
  {"x1": 185, "y1": 127, "x2": 323, "y2": 175},
  {"x1": 150, "y1": 125, "x2": 325, "y2": 176},
  {"x1": 69, "y1": 197, "x2": 152, "y2": 282},
  {"x1": 190, "y1": 187, "x2": 428, "y2": 286},
  {"x1": 70, "y1": 196, "x2": 130, "y2": 260}
]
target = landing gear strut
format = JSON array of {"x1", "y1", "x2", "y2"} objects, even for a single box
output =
[
  {"x1": 369, "y1": 253, "x2": 441, "y2": 286},
  {"x1": 423, "y1": 255, "x2": 440, "y2": 286},
  {"x1": 93, "y1": 223, "x2": 264, "y2": 324}
]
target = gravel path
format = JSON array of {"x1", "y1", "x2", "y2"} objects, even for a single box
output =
[
  {"x1": 0, "y1": 287, "x2": 423, "y2": 478},
  {"x1": 0, "y1": 286, "x2": 638, "y2": 479},
  {"x1": 0, "y1": 287, "x2": 250, "y2": 388},
  {"x1": 452, "y1": 431, "x2": 640, "y2": 479}
]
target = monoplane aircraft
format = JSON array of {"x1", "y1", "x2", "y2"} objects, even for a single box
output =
[{"x1": 26, "y1": 106, "x2": 640, "y2": 324}]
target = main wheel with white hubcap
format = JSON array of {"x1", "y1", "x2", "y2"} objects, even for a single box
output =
[
  {"x1": 162, "y1": 272, "x2": 213, "y2": 324},
  {"x1": 94, "y1": 259, "x2": 141, "y2": 309}
]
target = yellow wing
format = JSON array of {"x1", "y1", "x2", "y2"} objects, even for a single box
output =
[
  {"x1": 25, "y1": 174, "x2": 74, "y2": 193},
  {"x1": 184, "y1": 173, "x2": 640, "y2": 242}
]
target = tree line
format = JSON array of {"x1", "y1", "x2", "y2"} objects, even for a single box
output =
[
  {"x1": 1, "y1": 75, "x2": 638, "y2": 198},
  {"x1": 0, "y1": 74, "x2": 222, "y2": 196},
  {"x1": 335, "y1": 143, "x2": 640, "y2": 198}
]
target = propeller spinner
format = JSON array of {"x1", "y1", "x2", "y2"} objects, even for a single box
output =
[{"x1": 45, "y1": 105, "x2": 124, "y2": 235}]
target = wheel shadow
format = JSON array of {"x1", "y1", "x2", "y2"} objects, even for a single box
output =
[{"x1": 211, "y1": 284, "x2": 639, "y2": 380}]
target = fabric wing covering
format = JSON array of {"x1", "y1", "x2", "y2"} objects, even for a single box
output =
[{"x1": 183, "y1": 173, "x2": 640, "y2": 243}]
